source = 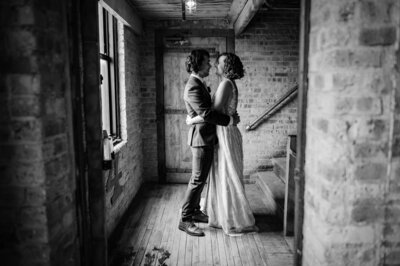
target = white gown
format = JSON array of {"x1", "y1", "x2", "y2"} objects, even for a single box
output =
[{"x1": 203, "y1": 79, "x2": 258, "y2": 236}]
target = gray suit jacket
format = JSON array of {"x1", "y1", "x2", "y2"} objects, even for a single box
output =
[{"x1": 183, "y1": 76, "x2": 230, "y2": 147}]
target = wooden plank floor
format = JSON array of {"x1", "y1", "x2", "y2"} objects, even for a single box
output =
[{"x1": 109, "y1": 183, "x2": 294, "y2": 266}]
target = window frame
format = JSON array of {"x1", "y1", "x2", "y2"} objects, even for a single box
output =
[{"x1": 98, "y1": 5, "x2": 121, "y2": 144}]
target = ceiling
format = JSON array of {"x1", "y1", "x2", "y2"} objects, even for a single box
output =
[
  {"x1": 127, "y1": 0, "x2": 234, "y2": 20},
  {"x1": 126, "y1": 0, "x2": 300, "y2": 22}
]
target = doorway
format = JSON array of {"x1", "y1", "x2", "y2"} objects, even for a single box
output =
[{"x1": 155, "y1": 29, "x2": 235, "y2": 183}]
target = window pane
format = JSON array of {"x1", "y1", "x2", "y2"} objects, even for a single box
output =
[
  {"x1": 100, "y1": 58, "x2": 110, "y2": 134},
  {"x1": 112, "y1": 17, "x2": 120, "y2": 137},
  {"x1": 103, "y1": 8, "x2": 109, "y2": 55},
  {"x1": 98, "y1": 4, "x2": 104, "y2": 54},
  {"x1": 107, "y1": 13, "x2": 117, "y2": 135}
]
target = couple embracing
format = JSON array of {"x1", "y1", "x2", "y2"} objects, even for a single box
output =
[{"x1": 178, "y1": 49, "x2": 258, "y2": 237}]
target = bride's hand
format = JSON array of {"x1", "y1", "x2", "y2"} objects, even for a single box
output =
[{"x1": 186, "y1": 115, "x2": 193, "y2": 125}]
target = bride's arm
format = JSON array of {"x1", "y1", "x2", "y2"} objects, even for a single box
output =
[
  {"x1": 213, "y1": 80, "x2": 232, "y2": 112},
  {"x1": 186, "y1": 81, "x2": 233, "y2": 126}
]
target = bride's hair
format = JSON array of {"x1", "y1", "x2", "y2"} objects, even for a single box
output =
[
  {"x1": 185, "y1": 49, "x2": 210, "y2": 73},
  {"x1": 217, "y1": 53, "x2": 245, "y2": 80}
]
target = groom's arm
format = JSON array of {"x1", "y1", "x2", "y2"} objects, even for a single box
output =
[{"x1": 185, "y1": 85, "x2": 230, "y2": 126}]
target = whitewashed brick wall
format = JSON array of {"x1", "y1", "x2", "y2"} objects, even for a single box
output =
[{"x1": 303, "y1": 1, "x2": 400, "y2": 265}]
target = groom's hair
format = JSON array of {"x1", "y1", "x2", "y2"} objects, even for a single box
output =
[{"x1": 185, "y1": 49, "x2": 210, "y2": 73}]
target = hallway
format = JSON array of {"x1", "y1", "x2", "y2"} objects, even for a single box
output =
[
  {"x1": 2, "y1": 0, "x2": 400, "y2": 265},
  {"x1": 109, "y1": 184, "x2": 293, "y2": 266}
]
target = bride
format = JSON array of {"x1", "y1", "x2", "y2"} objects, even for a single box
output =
[{"x1": 186, "y1": 53, "x2": 258, "y2": 236}]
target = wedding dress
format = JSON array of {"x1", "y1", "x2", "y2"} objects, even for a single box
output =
[{"x1": 203, "y1": 79, "x2": 258, "y2": 236}]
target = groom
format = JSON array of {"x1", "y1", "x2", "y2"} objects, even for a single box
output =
[{"x1": 178, "y1": 49, "x2": 240, "y2": 237}]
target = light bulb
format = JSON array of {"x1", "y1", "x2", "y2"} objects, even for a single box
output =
[{"x1": 185, "y1": 0, "x2": 197, "y2": 13}]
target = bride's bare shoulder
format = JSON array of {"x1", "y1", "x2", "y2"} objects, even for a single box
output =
[{"x1": 217, "y1": 79, "x2": 234, "y2": 92}]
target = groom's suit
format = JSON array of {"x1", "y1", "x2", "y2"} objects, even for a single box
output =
[{"x1": 181, "y1": 75, "x2": 231, "y2": 222}]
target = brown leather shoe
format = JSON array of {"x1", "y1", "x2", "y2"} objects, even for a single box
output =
[
  {"x1": 192, "y1": 211, "x2": 208, "y2": 223},
  {"x1": 178, "y1": 220, "x2": 205, "y2": 237}
]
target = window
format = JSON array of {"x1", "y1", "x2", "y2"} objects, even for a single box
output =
[{"x1": 98, "y1": 4, "x2": 121, "y2": 141}]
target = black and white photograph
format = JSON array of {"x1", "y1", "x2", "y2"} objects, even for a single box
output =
[{"x1": 1, "y1": 0, "x2": 399, "y2": 265}]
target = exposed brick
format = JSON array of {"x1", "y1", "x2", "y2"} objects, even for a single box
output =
[
  {"x1": 305, "y1": 0, "x2": 400, "y2": 265},
  {"x1": 323, "y1": 49, "x2": 383, "y2": 69},
  {"x1": 25, "y1": 186, "x2": 46, "y2": 206},
  {"x1": 384, "y1": 224, "x2": 400, "y2": 243},
  {"x1": 386, "y1": 204, "x2": 400, "y2": 222},
  {"x1": 46, "y1": 193, "x2": 73, "y2": 226},
  {"x1": 0, "y1": 56, "x2": 38, "y2": 74},
  {"x1": 359, "y1": 27, "x2": 396, "y2": 46},
  {"x1": 313, "y1": 74, "x2": 325, "y2": 90},
  {"x1": 9, "y1": 119, "x2": 42, "y2": 141},
  {"x1": 0, "y1": 143, "x2": 43, "y2": 163},
  {"x1": 317, "y1": 161, "x2": 346, "y2": 182},
  {"x1": 356, "y1": 97, "x2": 382, "y2": 114},
  {"x1": 6, "y1": 74, "x2": 41, "y2": 95},
  {"x1": 44, "y1": 154, "x2": 70, "y2": 177},
  {"x1": 353, "y1": 142, "x2": 388, "y2": 158},
  {"x1": 354, "y1": 162, "x2": 386, "y2": 182},
  {"x1": 351, "y1": 198, "x2": 383, "y2": 223},
  {"x1": 359, "y1": 0, "x2": 396, "y2": 24},
  {"x1": 337, "y1": 2, "x2": 356, "y2": 22},
  {"x1": 105, "y1": 18, "x2": 144, "y2": 235},
  {"x1": 385, "y1": 248, "x2": 400, "y2": 264},
  {"x1": 312, "y1": 118, "x2": 329, "y2": 133},
  {"x1": 44, "y1": 98, "x2": 66, "y2": 117},
  {"x1": 2, "y1": 29, "x2": 37, "y2": 57},
  {"x1": 319, "y1": 27, "x2": 351, "y2": 51},
  {"x1": 10, "y1": 96, "x2": 41, "y2": 117},
  {"x1": 11, "y1": 161, "x2": 45, "y2": 185},
  {"x1": 392, "y1": 136, "x2": 400, "y2": 157},
  {"x1": 334, "y1": 97, "x2": 354, "y2": 114},
  {"x1": 19, "y1": 206, "x2": 47, "y2": 226},
  {"x1": 349, "y1": 119, "x2": 387, "y2": 141},
  {"x1": 43, "y1": 137, "x2": 67, "y2": 161},
  {"x1": 20, "y1": 243, "x2": 50, "y2": 261},
  {"x1": 0, "y1": 1, "x2": 78, "y2": 265},
  {"x1": 16, "y1": 227, "x2": 48, "y2": 243},
  {"x1": 43, "y1": 118, "x2": 66, "y2": 137}
]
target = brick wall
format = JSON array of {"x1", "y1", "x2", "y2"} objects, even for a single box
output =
[
  {"x1": 105, "y1": 22, "x2": 144, "y2": 236},
  {"x1": 236, "y1": 7, "x2": 299, "y2": 174},
  {"x1": 0, "y1": 1, "x2": 78, "y2": 265},
  {"x1": 140, "y1": 11, "x2": 299, "y2": 179},
  {"x1": 303, "y1": 0, "x2": 400, "y2": 265}
]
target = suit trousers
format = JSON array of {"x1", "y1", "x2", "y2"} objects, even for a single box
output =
[{"x1": 181, "y1": 145, "x2": 214, "y2": 222}]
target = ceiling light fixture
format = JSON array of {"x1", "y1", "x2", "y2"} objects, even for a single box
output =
[{"x1": 185, "y1": 0, "x2": 197, "y2": 14}]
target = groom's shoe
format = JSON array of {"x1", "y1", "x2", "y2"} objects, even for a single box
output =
[
  {"x1": 192, "y1": 211, "x2": 208, "y2": 223},
  {"x1": 178, "y1": 220, "x2": 205, "y2": 237}
]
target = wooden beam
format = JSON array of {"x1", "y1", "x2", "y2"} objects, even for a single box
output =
[
  {"x1": 228, "y1": 0, "x2": 248, "y2": 26},
  {"x1": 181, "y1": 0, "x2": 186, "y2": 20},
  {"x1": 103, "y1": 0, "x2": 142, "y2": 34},
  {"x1": 232, "y1": 0, "x2": 265, "y2": 36}
]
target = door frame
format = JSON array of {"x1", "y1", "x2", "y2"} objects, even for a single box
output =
[{"x1": 155, "y1": 29, "x2": 235, "y2": 183}]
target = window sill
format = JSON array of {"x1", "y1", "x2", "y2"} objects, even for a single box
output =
[{"x1": 113, "y1": 139, "x2": 127, "y2": 154}]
